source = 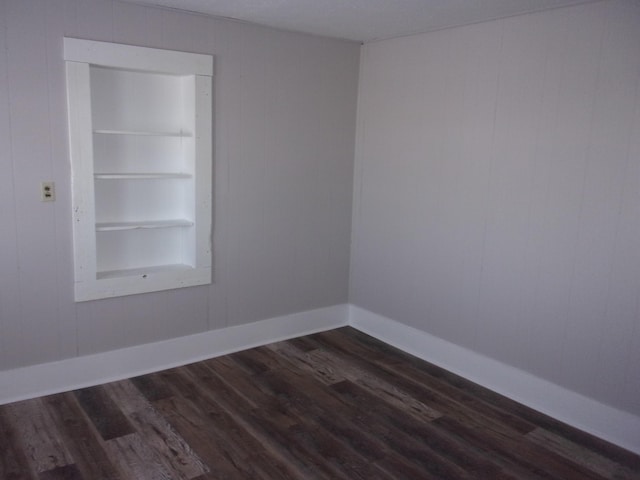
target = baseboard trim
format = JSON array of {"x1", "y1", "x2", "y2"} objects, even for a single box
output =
[
  {"x1": 348, "y1": 305, "x2": 640, "y2": 455},
  {"x1": 2, "y1": 302, "x2": 638, "y2": 454},
  {"x1": 0, "y1": 303, "x2": 349, "y2": 406}
]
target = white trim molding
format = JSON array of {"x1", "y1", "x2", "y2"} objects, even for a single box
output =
[
  {"x1": 0, "y1": 304, "x2": 348, "y2": 406},
  {"x1": 348, "y1": 304, "x2": 640, "y2": 455}
]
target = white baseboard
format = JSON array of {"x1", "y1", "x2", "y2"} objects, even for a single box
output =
[
  {"x1": 0, "y1": 303, "x2": 349, "y2": 406},
  {"x1": 348, "y1": 305, "x2": 640, "y2": 455},
  {"x1": 2, "y1": 301, "x2": 638, "y2": 454}
]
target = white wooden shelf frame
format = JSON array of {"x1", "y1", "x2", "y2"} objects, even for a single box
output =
[{"x1": 65, "y1": 37, "x2": 213, "y2": 302}]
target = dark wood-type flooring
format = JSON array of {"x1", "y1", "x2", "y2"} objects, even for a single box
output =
[{"x1": 1, "y1": 327, "x2": 639, "y2": 479}]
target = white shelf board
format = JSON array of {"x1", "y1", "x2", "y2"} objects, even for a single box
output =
[
  {"x1": 94, "y1": 172, "x2": 192, "y2": 179},
  {"x1": 96, "y1": 219, "x2": 194, "y2": 231},
  {"x1": 93, "y1": 129, "x2": 191, "y2": 137},
  {"x1": 97, "y1": 263, "x2": 194, "y2": 280}
]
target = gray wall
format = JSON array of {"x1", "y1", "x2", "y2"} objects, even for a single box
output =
[
  {"x1": 351, "y1": 0, "x2": 640, "y2": 415},
  {"x1": 0, "y1": 0, "x2": 359, "y2": 370}
]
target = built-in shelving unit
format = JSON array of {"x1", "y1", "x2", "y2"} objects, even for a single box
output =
[{"x1": 64, "y1": 38, "x2": 213, "y2": 302}]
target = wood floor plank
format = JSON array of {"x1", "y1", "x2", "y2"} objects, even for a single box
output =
[
  {"x1": 2, "y1": 398, "x2": 74, "y2": 473},
  {"x1": 72, "y1": 386, "x2": 135, "y2": 441},
  {"x1": 526, "y1": 428, "x2": 640, "y2": 480},
  {"x1": 1, "y1": 327, "x2": 638, "y2": 480},
  {"x1": 173, "y1": 362, "x2": 316, "y2": 479},
  {"x1": 153, "y1": 394, "x2": 267, "y2": 479},
  {"x1": 270, "y1": 334, "x2": 524, "y2": 472},
  {"x1": 229, "y1": 350, "x2": 479, "y2": 480},
  {"x1": 224, "y1": 358, "x2": 399, "y2": 480},
  {"x1": 268, "y1": 341, "x2": 346, "y2": 383},
  {"x1": 255, "y1": 338, "x2": 592, "y2": 478},
  {"x1": 332, "y1": 328, "x2": 640, "y2": 473},
  {"x1": 191, "y1": 358, "x2": 298, "y2": 429},
  {"x1": 212, "y1": 352, "x2": 402, "y2": 466},
  {"x1": 283, "y1": 420, "x2": 395, "y2": 480},
  {"x1": 38, "y1": 464, "x2": 84, "y2": 480},
  {"x1": 315, "y1": 330, "x2": 630, "y2": 480},
  {"x1": 312, "y1": 328, "x2": 537, "y2": 433},
  {"x1": 194, "y1": 357, "x2": 386, "y2": 480},
  {"x1": 341, "y1": 325, "x2": 640, "y2": 473},
  {"x1": 201, "y1": 358, "x2": 385, "y2": 480},
  {"x1": 103, "y1": 380, "x2": 209, "y2": 480},
  {"x1": 373, "y1": 455, "x2": 444, "y2": 480},
  {"x1": 104, "y1": 433, "x2": 175, "y2": 480},
  {"x1": 329, "y1": 378, "x2": 511, "y2": 480},
  {"x1": 287, "y1": 336, "x2": 321, "y2": 352},
  {"x1": 129, "y1": 374, "x2": 174, "y2": 402},
  {"x1": 229, "y1": 347, "x2": 284, "y2": 375},
  {"x1": 42, "y1": 393, "x2": 125, "y2": 480},
  {"x1": 156, "y1": 369, "x2": 313, "y2": 480},
  {"x1": 434, "y1": 415, "x2": 611, "y2": 480},
  {"x1": 0, "y1": 407, "x2": 37, "y2": 480},
  {"x1": 268, "y1": 341, "x2": 442, "y2": 422},
  {"x1": 202, "y1": 355, "x2": 274, "y2": 409}
]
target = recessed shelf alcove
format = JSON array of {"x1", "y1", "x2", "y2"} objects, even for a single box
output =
[{"x1": 64, "y1": 38, "x2": 213, "y2": 301}]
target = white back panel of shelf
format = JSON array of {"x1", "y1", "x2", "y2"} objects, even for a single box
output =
[
  {"x1": 94, "y1": 178, "x2": 192, "y2": 223},
  {"x1": 91, "y1": 67, "x2": 189, "y2": 134},
  {"x1": 97, "y1": 227, "x2": 191, "y2": 273},
  {"x1": 93, "y1": 134, "x2": 190, "y2": 174}
]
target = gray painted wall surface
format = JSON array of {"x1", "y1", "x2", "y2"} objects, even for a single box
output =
[
  {"x1": 0, "y1": 0, "x2": 359, "y2": 369},
  {"x1": 351, "y1": 0, "x2": 640, "y2": 415}
]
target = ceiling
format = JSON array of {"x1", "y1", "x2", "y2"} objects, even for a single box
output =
[{"x1": 127, "y1": 0, "x2": 600, "y2": 43}]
